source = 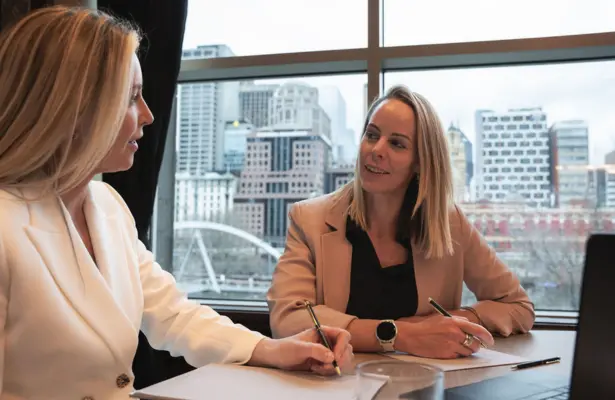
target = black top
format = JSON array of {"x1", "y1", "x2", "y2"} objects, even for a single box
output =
[{"x1": 344, "y1": 178, "x2": 421, "y2": 320}]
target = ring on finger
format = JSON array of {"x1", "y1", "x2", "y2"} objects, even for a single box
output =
[{"x1": 461, "y1": 333, "x2": 474, "y2": 348}]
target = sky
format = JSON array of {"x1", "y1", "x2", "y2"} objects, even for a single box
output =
[{"x1": 181, "y1": 0, "x2": 615, "y2": 164}]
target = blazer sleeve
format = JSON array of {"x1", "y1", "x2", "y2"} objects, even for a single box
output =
[
  {"x1": 137, "y1": 240, "x2": 265, "y2": 367},
  {"x1": 456, "y1": 206, "x2": 536, "y2": 336},
  {"x1": 0, "y1": 230, "x2": 7, "y2": 393},
  {"x1": 267, "y1": 204, "x2": 357, "y2": 338},
  {"x1": 102, "y1": 182, "x2": 265, "y2": 367}
]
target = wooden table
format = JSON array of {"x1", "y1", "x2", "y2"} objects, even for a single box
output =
[
  {"x1": 134, "y1": 330, "x2": 576, "y2": 399},
  {"x1": 353, "y1": 330, "x2": 576, "y2": 389}
]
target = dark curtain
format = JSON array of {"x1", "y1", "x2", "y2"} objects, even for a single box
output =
[{"x1": 98, "y1": 0, "x2": 194, "y2": 390}]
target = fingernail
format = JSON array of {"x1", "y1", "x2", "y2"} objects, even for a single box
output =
[{"x1": 327, "y1": 351, "x2": 334, "y2": 361}]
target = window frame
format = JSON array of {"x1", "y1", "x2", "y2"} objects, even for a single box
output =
[{"x1": 156, "y1": 0, "x2": 615, "y2": 324}]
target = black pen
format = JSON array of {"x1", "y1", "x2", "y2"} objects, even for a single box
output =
[
  {"x1": 428, "y1": 297, "x2": 487, "y2": 348},
  {"x1": 304, "y1": 300, "x2": 341, "y2": 376},
  {"x1": 513, "y1": 357, "x2": 561, "y2": 370}
]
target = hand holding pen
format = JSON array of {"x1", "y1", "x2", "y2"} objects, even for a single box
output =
[
  {"x1": 428, "y1": 297, "x2": 488, "y2": 349},
  {"x1": 304, "y1": 300, "x2": 343, "y2": 376},
  {"x1": 427, "y1": 297, "x2": 495, "y2": 355}
]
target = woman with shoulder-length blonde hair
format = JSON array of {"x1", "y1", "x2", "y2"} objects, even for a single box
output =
[
  {"x1": 268, "y1": 85, "x2": 535, "y2": 359},
  {"x1": 0, "y1": 6, "x2": 352, "y2": 400}
]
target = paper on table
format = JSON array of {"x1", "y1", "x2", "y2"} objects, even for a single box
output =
[
  {"x1": 131, "y1": 363, "x2": 386, "y2": 400},
  {"x1": 385, "y1": 348, "x2": 529, "y2": 372}
]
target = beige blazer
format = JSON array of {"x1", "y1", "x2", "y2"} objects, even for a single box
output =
[
  {"x1": 0, "y1": 182, "x2": 263, "y2": 400},
  {"x1": 267, "y1": 190, "x2": 535, "y2": 339}
]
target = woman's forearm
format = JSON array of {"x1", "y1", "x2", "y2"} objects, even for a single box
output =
[{"x1": 345, "y1": 319, "x2": 383, "y2": 352}]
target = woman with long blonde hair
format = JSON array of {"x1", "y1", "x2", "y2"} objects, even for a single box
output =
[
  {"x1": 268, "y1": 85, "x2": 534, "y2": 358},
  {"x1": 0, "y1": 6, "x2": 352, "y2": 399}
]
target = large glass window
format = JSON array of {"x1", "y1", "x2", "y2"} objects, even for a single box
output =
[
  {"x1": 169, "y1": 74, "x2": 365, "y2": 301},
  {"x1": 384, "y1": 0, "x2": 615, "y2": 46},
  {"x1": 386, "y1": 60, "x2": 615, "y2": 310},
  {"x1": 183, "y1": 0, "x2": 367, "y2": 56},
  {"x1": 153, "y1": 0, "x2": 615, "y2": 316}
]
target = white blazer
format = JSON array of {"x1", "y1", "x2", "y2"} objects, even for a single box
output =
[{"x1": 0, "y1": 181, "x2": 264, "y2": 400}]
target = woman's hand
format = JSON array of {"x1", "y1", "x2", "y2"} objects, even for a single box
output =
[
  {"x1": 394, "y1": 316, "x2": 494, "y2": 359},
  {"x1": 248, "y1": 326, "x2": 354, "y2": 375}
]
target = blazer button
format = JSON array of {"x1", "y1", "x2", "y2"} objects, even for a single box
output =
[{"x1": 116, "y1": 373, "x2": 131, "y2": 388}]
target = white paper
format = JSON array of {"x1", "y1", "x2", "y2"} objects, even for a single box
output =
[
  {"x1": 385, "y1": 348, "x2": 529, "y2": 372},
  {"x1": 131, "y1": 363, "x2": 386, "y2": 400}
]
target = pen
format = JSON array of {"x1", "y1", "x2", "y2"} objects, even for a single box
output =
[
  {"x1": 513, "y1": 357, "x2": 561, "y2": 370},
  {"x1": 428, "y1": 297, "x2": 487, "y2": 348},
  {"x1": 303, "y1": 300, "x2": 342, "y2": 376}
]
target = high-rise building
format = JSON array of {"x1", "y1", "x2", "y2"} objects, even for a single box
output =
[
  {"x1": 325, "y1": 163, "x2": 354, "y2": 193},
  {"x1": 591, "y1": 150, "x2": 615, "y2": 209},
  {"x1": 446, "y1": 124, "x2": 473, "y2": 202},
  {"x1": 605, "y1": 149, "x2": 615, "y2": 165},
  {"x1": 233, "y1": 129, "x2": 331, "y2": 248},
  {"x1": 223, "y1": 119, "x2": 254, "y2": 174},
  {"x1": 318, "y1": 86, "x2": 356, "y2": 163},
  {"x1": 239, "y1": 82, "x2": 278, "y2": 128},
  {"x1": 549, "y1": 120, "x2": 590, "y2": 207},
  {"x1": 233, "y1": 84, "x2": 332, "y2": 248},
  {"x1": 267, "y1": 83, "x2": 331, "y2": 137},
  {"x1": 475, "y1": 108, "x2": 553, "y2": 208},
  {"x1": 176, "y1": 45, "x2": 239, "y2": 174},
  {"x1": 174, "y1": 171, "x2": 237, "y2": 223}
]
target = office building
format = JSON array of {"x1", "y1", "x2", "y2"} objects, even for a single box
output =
[
  {"x1": 475, "y1": 108, "x2": 553, "y2": 208},
  {"x1": 175, "y1": 171, "x2": 237, "y2": 223},
  {"x1": 325, "y1": 163, "x2": 354, "y2": 193},
  {"x1": 234, "y1": 129, "x2": 331, "y2": 248},
  {"x1": 550, "y1": 120, "x2": 590, "y2": 207},
  {"x1": 447, "y1": 124, "x2": 473, "y2": 202},
  {"x1": 318, "y1": 86, "x2": 356, "y2": 163},
  {"x1": 223, "y1": 119, "x2": 255, "y2": 174},
  {"x1": 177, "y1": 45, "x2": 239, "y2": 174},
  {"x1": 239, "y1": 82, "x2": 278, "y2": 128},
  {"x1": 233, "y1": 83, "x2": 332, "y2": 247}
]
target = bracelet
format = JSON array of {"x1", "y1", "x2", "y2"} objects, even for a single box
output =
[{"x1": 461, "y1": 306, "x2": 484, "y2": 327}]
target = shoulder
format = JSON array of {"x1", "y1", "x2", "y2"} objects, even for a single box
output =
[
  {"x1": 0, "y1": 188, "x2": 36, "y2": 225},
  {"x1": 291, "y1": 187, "x2": 349, "y2": 221},
  {"x1": 287, "y1": 187, "x2": 350, "y2": 236},
  {"x1": 88, "y1": 181, "x2": 134, "y2": 223},
  {"x1": 292, "y1": 192, "x2": 338, "y2": 214},
  {"x1": 447, "y1": 204, "x2": 473, "y2": 247}
]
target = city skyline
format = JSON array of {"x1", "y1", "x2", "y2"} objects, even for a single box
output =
[
  {"x1": 181, "y1": 0, "x2": 615, "y2": 165},
  {"x1": 176, "y1": 47, "x2": 614, "y2": 207},
  {"x1": 180, "y1": 43, "x2": 615, "y2": 167},
  {"x1": 163, "y1": 0, "x2": 615, "y2": 311}
]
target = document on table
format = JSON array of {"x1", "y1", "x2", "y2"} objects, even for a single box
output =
[
  {"x1": 131, "y1": 363, "x2": 385, "y2": 400},
  {"x1": 386, "y1": 348, "x2": 529, "y2": 372}
]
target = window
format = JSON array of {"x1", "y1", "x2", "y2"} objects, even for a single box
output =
[
  {"x1": 183, "y1": 0, "x2": 366, "y2": 56},
  {"x1": 384, "y1": 0, "x2": 615, "y2": 45},
  {"x1": 385, "y1": 59, "x2": 615, "y2": 312},
  {"x1": 154, "y1": 1, "x2": 615, "y2": 315},
  {"x1": 168, "y1": 73, "x2": 364, "y2": 302}
]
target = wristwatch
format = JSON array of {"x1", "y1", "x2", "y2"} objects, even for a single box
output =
[{"x1": 375, "y1": 320, "x2": 398, "y2": 352}]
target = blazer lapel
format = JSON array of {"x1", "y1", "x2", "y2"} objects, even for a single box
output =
[
  {"x1": 321, "y1": 194, "x2": 352, "y2": 312},
  {"x1": 23, "y1": 187, "x2": 136, "y2": 370},
  {"x1": 84, "y1": 186, "x2": 142, "y2": 326}
]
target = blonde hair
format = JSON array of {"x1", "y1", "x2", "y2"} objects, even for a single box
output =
[
  {"x1": 344, "y1": 85, "x2": 454, "y2": 259},
  {"x1": 0, "y1": 6, "x2": 140, "y2": 196}
]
